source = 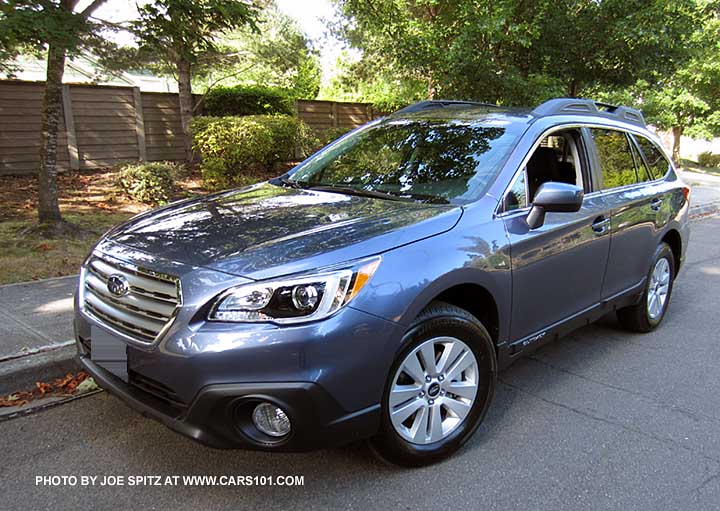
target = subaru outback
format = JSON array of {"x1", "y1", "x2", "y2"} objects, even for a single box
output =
[{"x1": 74, "y1": 98, "x2": 690, "y2": 466}]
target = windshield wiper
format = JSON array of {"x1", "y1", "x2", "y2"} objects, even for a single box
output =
[
  {"x1": 304, "y1": 184, "x2": 408, "y2": 202},
  {"x1": 276, "y1": 177, "x2": 306, "y2": 189}
]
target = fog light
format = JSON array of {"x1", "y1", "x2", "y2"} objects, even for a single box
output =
[{"x1": 252, "y1": 402, "x2": 291, "y2": 437}]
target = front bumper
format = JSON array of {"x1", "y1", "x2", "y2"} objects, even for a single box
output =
[
  {"x1": 73, "y1": 241, "x2": 405, "y2": 450},
  {"x1": 78, "y1": 353, "x2": 380, "y2": 451},
  {"x1": 74, "y1": 295, "x2": 402, "y2": 450}
]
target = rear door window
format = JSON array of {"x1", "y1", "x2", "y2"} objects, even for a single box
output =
[
  {"x1": 633, "y1": 134, "x2": 672, "y2": 181},
  {"x1": 590, "y1": 129, "x2": 639, "y2": 190}
]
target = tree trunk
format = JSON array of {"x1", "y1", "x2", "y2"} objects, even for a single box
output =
[
  {"x1": 38, "y1": 44, "x2": 66, "y2": 225},
  {"x1": 568, "y1": 80, "x2": 579, "y2": 98},
  {"x1": 427, "y1": 74, "x2": 437, "y2": 99},
  {"x1": 177, "y1": 58, "x2": 194, "y2": 164},
  {"x1": 672, "y1": 126, "x2": 683, "y2": 165}
]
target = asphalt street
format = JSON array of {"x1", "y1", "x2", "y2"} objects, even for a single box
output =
[{"x1": 2, "y1": 216, "x2": 720, "y2": 511}]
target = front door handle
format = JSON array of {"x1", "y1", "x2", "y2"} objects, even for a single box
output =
[
  {"x1": 591, "y1": 216, "x2": 611, "y2": 235},
  {"x1": 650, "y1": 198, "x2": 663, "y2": 212}
]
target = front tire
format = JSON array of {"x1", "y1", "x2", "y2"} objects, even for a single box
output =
[
  {"x1": 617, "y1": 242, "x2": 675, "y2": 333},
  {"x1": 369, "y1": 301, "x2": 496, "y2": 467}
]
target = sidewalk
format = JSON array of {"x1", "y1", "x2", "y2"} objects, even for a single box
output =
[
  {"x1": 1, "y1": 172, "x2": 719, "y2": 395},
  {"x1": 679, "y1": 168, "x2": 720, "y2": 216},
  {"x1": 0, "y1": 275, "x2": 78, "y2": 394}
]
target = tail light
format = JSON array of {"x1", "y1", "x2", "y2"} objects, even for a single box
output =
[{"x1": 683, "y1": 186, "x2": 691, "y2": 202}]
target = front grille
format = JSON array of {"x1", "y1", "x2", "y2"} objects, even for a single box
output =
[{"x1": 83, "y1": 254, "x2": 181, "y2": 344}]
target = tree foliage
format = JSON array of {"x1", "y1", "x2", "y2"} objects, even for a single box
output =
[
  {"x1": 331, "y1": 0, "x2": 700, "y2": 107},
  {"x1": 130, "y1": 0, "x2": 259, "y2": 71},
  {"x1": 195, "y1": 3, "x2": 321, "y2": 98},
  {"x1": 0, "y1": 0, "x2": 112, "y2": 76},
  {"x1": 127, "y1": 0, "x2": 261, "y2": 162},
  {"x1": 591, "y1": 1, "x2": 720, "y2": 162},
  {"x1": 320, "y1": 52, "x2": 427, "y2": 111}
]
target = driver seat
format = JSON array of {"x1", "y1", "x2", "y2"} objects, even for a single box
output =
[{"x1": 527, "y1": 147, "x2": 560, "y2": 200}]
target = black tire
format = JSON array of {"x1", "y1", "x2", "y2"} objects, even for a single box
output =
[
  {"x1": 368, "y1": 301, "x2": 497, "y2": 467},
  {"x1": 617, "y1": 242, "x2": 675, "y2": 333}
]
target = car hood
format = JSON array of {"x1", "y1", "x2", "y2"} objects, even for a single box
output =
[{"x1": 107, "y1": 182, "x2": 462, "y2": 279}]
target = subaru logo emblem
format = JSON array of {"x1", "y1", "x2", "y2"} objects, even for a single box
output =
[{"x1": 107, "y1": 275, "x2": 130, "y2": 297}]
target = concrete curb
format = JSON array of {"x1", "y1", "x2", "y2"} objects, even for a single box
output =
[
  {"x1": 0, "y1": 274, "x2": 78, "y2": 289},
  {"x1": 0, "y1": 344, "x2": 79, "y2": 396},
  {"x1": 690, "y1": 200, "x2": 720, "y2": 220}
]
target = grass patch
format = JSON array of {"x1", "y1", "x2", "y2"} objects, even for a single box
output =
[
  {"x1": 681, "y1": 159, "x2": 720, "y2": 176},
  {"x1": 0, "y1": 211, "x2": 133, "y2": 284},
  {"x1": 0, "y1": 165, "x2": 287, "y2": 285},
  {"x1": 0, "y1": 168, "x2": 156, "y2": 285}
]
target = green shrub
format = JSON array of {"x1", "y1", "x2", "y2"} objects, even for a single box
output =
[
  {"x1": 117, "y1": 161, "x2": 179, "y2": 205},
  {"x1": 697, "y1": 151, "x2": 720, "y2": 168},
  {"x1": 203, "y1": 85, "x2": 295, "y2": 117},
  {"x1": 298, "y1": 127, "x2": 354, "y2": 156},
  {"x1": 317, "y1": 126, "x2": 353, "y2": 148},
  {"x1": 192, "y1": 115, "x2": 314, "y2": 189}
]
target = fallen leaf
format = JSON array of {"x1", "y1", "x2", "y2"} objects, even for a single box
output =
[
  {"x1": 76, "y1": 378, "x2": 99, "y2": 393},
  {"x1": 36, "y1": 382, "x2": 52, "y2": 394},
  {"x1": 1, "y1": 372, "x2": 92, "y2": 407},
  {"x1": 0, "y1": 397, "x2": 28, "y2": 407}
]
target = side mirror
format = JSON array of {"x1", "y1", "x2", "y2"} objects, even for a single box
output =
[{"x1": 526, "y1": 182, "x2": 584, "y2": 229}]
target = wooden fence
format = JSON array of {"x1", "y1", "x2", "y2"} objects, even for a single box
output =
[
  {"x1": 296, "y1": 99, "x2": 376, "y2": 131},
  {"x1": 0, "y1": 80, "x2": 377, "y2": 176}
]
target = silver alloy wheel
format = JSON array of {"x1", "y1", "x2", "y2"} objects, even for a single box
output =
[
  {"x1": 389, "y1": 336, "x2": 479, "y2": 445},
  {"x1": 647, "y1": 257, "x2": 671, "y2": 320}
]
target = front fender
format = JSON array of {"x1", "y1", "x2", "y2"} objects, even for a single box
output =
[{"x1": 349, "y1": 212, "x2": 512, "y2": 345}]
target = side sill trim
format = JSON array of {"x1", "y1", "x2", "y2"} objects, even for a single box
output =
[{"x1": 507, "y1": 278, "x2": 646, "y2": 354}]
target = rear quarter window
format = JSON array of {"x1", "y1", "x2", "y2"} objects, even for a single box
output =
[{"x1": 634, "y1": 134, "x2": 672, "y2": 181}]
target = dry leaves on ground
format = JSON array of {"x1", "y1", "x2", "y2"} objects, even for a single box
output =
[{"x1": 0, "y1": 371, "x2": 94, "y2": 407}]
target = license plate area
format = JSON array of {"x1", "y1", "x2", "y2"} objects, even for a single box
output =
[{"x1": 90, "y1": 325, "x2": 129, "y2": 382}]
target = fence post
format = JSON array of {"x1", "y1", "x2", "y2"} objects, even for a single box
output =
[
  {"x1": 331, "y1": 101, "x2": 338, "y2": 128},
  {"x1": 133, "y1": 87, "x2": 147, "y2": 161},
  {"x1": 61, "y1": 85, "x2": 79, "y2": 170}
]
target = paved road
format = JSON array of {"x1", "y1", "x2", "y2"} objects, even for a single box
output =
[
  {"x1": 680, "y1": 169, "x2": 720, "y2": 213},
  {"x1": 2, "y1": 216, "x2": 720, "y2": 511}
]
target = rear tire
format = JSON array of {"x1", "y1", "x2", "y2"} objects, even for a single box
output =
[
  {"x1": 369, "y1": 301, "x2": 496, "y2": 467},
  {"x1": 617, "y1": 242, "x2": 675, "y2": 333}
]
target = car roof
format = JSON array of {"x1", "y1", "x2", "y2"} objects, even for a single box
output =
[{"x1": 387, "y1": 98, "x2": 646, "y2": 130}]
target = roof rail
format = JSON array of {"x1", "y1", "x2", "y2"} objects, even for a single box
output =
[
  {"x1": 532, "y1": 98, "x2": 646, "y2": 127},
  {"x1": 394, "y1": 100, "x2": 500, "y2": 115}
]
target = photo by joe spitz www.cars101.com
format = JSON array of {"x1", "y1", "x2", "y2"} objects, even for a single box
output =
[{"x1": 74, "y1": 98, "x2": 689, "y2": 467}]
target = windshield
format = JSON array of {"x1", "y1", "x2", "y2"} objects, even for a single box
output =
[{"x1": 284, "y1": 119, "x2": 523, "y2": 204}]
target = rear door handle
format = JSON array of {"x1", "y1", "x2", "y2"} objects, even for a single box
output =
[
  {"x1": 591, "y1": 216, "x2": 611, "y2": 235},
  {"x1": 650, "y1": 198, "x2": 663, "y2": 212}
]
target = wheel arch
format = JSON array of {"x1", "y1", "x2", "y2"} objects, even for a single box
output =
[
  {"x1": 661, "y1": 228, "x2": 682, "y2": 275},
  {"x1": 398, "y1": 268, "x2": 509, "y2": 347}
]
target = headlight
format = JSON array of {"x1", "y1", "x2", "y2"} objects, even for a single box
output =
[{"x1": 208, "y1": 257, "x2": 381, "y2": 324}]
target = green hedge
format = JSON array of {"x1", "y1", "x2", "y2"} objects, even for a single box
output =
[
  {"x1": 117, "y1": 161, "x2": 180, "y2": 205},
  {"x1": 316, "y1": 126, "x2": 353, "y2": 148},
  {"x1": 698, "y1": 151, "x2": 720, "y2": 168},
  {"x1": 192, "y1": 115, "x2": 314, "y2": 188},
  {"x1": 203, "y1": 85, "x2": 295, "y2": 117}
]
